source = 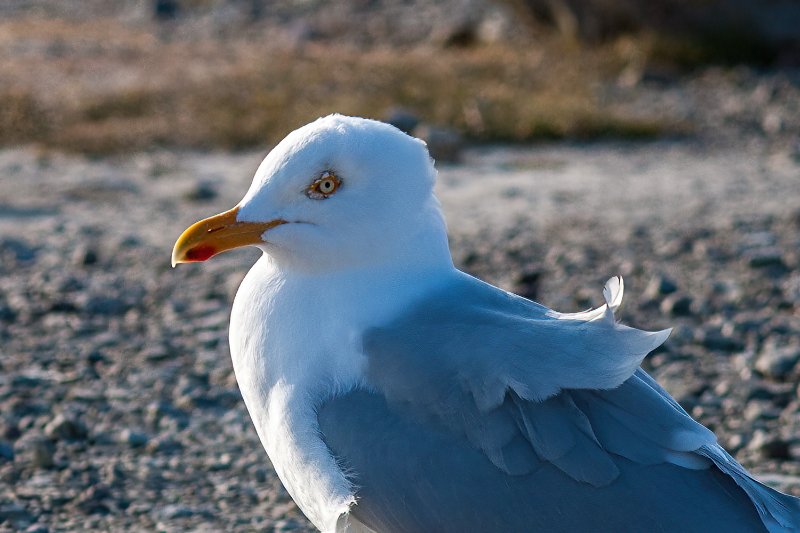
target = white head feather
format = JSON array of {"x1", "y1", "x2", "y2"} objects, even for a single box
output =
[{"x1": 236, "y1": 114, "x2": 452, "y2": 274}]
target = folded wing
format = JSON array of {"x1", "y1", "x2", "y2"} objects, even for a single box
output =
[{"x1": 351, "y1": 272, "x2": 799, "y2": 531}]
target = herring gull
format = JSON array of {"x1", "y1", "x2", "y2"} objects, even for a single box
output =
[{"x1": 172, "y1": 115, "x2": 800, "y2": 532}]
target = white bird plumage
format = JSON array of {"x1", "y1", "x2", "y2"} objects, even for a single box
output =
[{"x1": 173, "y1": 114, "x2": 800, "y2": 533}]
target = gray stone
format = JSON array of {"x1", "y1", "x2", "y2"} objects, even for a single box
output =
[
  {"x1": 119, "y1": 429, "x2": 149, "y2": 449},
  {"x1": 660, "y1": 294, "x2": 694, "y2": 316},
  {"x1": 746, "y1": 247, "x2": 787, "y2": 269},
  {"x1": 0, "y1": 238, "x2": 37, "y2": 262},
  {"x1": 383, "y1": 108, "x2": 420, "y2": 135},
  {"x1": 698, "y1": 328, "x2": 744, "y2": 352},
  {"x1": 755, "y1": 344, "x2": 800, "y2": 380},
  {"x1": 157, "y1": 504, "x2": 214, "y2": 520},
  {"x1": 0, "y1": 502, "x2": 32, "y2": 525},
  {"x1": 44, "y1": 414, "x2": 88, "y2": 441},
  {"x1": 184, "y1": 181, "x2": 218, "y2": 202},
  {"x1": 748, "y1": 430, "x2": 792, "y2": 459},
  {"x1": 14, "y1": 435, "x2": 55, "y2": 469},
  {"x1": 82, "y1": 295, "x2": 128, "y2": 316},
  {"x1": 0, "y1": 441, "x2": 14, "y2": 461},
  {"x1": 415, "y1": 125, "x2": 463, "y2": 163},
  {"x1": 645, "y1": 274, "x2": 678, "y2": 297}
]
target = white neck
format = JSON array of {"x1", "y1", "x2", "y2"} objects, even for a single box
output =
[{"x1": 228, "y1": 252, "x2": 454, "y2": 531}]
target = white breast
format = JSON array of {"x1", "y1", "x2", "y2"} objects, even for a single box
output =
[{"x1": 229, "y1": 253, "x2": 450, "y2": 531}]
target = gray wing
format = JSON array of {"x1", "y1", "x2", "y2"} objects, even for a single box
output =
[
  {"x1": 320, "y1": 388, "x2": 764, "y2": 533},
  {"x1": 319, "y1": 272, "x2": 799, "y2": 532}
]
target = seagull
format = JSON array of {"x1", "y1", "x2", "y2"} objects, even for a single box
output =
[{"x1": 172, "y1": 115, "x2": 800, "y2": 533}]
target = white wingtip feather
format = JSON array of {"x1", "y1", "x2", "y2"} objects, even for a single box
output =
[{"x1": 603, "y1": 276, "x2": 624, "y2": 311}]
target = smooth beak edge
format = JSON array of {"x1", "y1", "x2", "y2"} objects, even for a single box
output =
[{"x1": 171, "y1": 206, "x2": 287, "y2": 267}]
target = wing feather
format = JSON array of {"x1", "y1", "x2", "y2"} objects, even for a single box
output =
[{"x1": 352, "y1": 272, "x2": 800, "y2": 532}]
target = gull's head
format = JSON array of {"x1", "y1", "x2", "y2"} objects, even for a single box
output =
[{"x1": 172, "y1": 115, "x2": 451, "y2": 273}]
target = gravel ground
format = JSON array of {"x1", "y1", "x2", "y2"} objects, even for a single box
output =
[{"x1": 1, "y1": 129, "x2": 799, "y2": 531}]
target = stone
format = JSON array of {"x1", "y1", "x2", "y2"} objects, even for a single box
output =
[
  {"x1": 745, "y1": 247, "x2": 787, "y2": 269},
  {"x1": 645, "y1": 274, "x2": 678, "y2": 297},
  {"x1": 755, "y1": 343, "x2": 800, "y2": 380},
  {"x1": 383, "y1": 108, "x2": 419, "y2": 135},
  {"x1": 415, "y1": 125, "x2": 463, "y2": 163},
  {"x1": 660, "y1": 294, "x2": 694, "y2": 316},
  {"x1": 184, "y1": 181, "x2": 218, "y2": 202},
  {"x1": 748, "y1": 430, "x2": 791, "y2": 459},
  {"x1": 82, "y1": 295, "x2": 128, "y2": 316},
  {"x1": 0, "y1": 502, "x2": 32, "y2": 525},
  {"x1": 44, "y1": 414, "x2": 88, "y2": 441},
  {"x1": 19, "y1": 437, "x2": 55, "y2": 469},
  {"x1": 119, "y1": 429, "x2": 149, "y2": 449},
  {"x1": 0, "y1": 238, "x2": 36, "y2": 262},
  {"x1": 698, "y1": 327, "x2": 744, "y2": 352}
]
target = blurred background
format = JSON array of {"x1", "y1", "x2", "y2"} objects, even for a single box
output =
[{"x1": 1, "y1": 1, "x2": 799, "y2": 531}]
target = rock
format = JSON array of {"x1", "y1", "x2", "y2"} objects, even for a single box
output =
[
  {"x1": 184, "y1": 181, "x2": 218, "y2": 202},
  {"x1": 748, "y1": 382, "x2": 794, "y2": 405},
  {"x1": 698, "y1": 327, "x2": 744, "y2": 352},
  {"x1": 383, "y1": 108, "x2": 419, "y2": 135},
  {"x1": 755, "y1": 343, "x2": 800, "y2": 380},
  {"x1": 745, "y1": 247, "x2": 787, "y2": 269},
  {"x1": 645, "y1": 274, "x2": 678, "y2": 297},
  {"x1": 0, "y1": 441, "x2": 14, "y2": 461},
  {"x1": 147, "y1": 436, "x2": 183, "y2": 455},
  {"x1": 157, "y1": 504, "x2": 214, "y2": 520},
  {"x1": 73, "y1": 245, "x2": 99, "y2": 266},
  {"x1": 76, "y1": 484, "x2": 112, "y2": 514},
  {"x1": 82, "y1": 295, "x2": 128, "y2": 316},
  {"x1": 0, "y1": 502, "x2": 33, "y2": 525},
  {"x1": 24, "y1": 525, "x2": 49, "y2": 533},
  {"x1": 44, "y1": 414, "x2": 88, "y2": 441},
  {"x1": 119, "y1": 429, "x2": 149, "y2": 449},
  {"x1": 743, "y1": 400, "x2": 781, "y2": 421},
  {"x1": 0, "y1": 237, "x2": 36, "y2": 262},
  {"x1": 415, "y1": 125, "x2": 463, "y2": 163},
  {"x1": 26, "y1": 438, "x2": 54, "y2": 469},
  {"x1": 0, "y1": 302, "x2": 17, "y2": 323},
  {"x1": 748, "y1": 430, "x2": 792, "y2": 459},
  {"x1": 514, "y1": 270, "x2": 541, "y2": 300},
  {"x1": 660, "y1": 294, "x2": 694, "y2": 316}
]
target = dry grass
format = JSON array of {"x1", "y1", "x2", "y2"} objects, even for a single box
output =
[{"x1": 0, "y1": 17, "x2": 677, "y2": 154}]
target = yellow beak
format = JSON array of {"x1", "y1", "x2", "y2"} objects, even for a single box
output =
[{"x1": 171, "y1": 206, "x2": 286, "y2": 267}]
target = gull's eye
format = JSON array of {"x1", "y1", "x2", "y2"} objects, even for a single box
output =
[{"x1": 307, "y1": 171, "x2": 341, "y2": 199}]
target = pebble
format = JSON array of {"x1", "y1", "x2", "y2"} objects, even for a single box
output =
[
  {"x1": 659, "y1": 294, "x2": 694, "y2": 316},
  {"x1": 0, "y1": 440, "x2": 14, "y2": 460},
  {"x1": 415, "y1": 125, "x2": 463, "y2": 162},
  {"x1": 15, "y1": 436, "x2": 55, "y2": 468},
  {"x1": 0, "y1": 502, "x2": 33, "y2": 526},
  {"x1": 748, "y1": 430, "x2": 792, "y2": 460},
  {"x1": 746, "y1": 247, "x2": 787, "y2": 269},
  {"x1": 44, "y1": 414, "x2": 88, "y2": 441},
  {"x1": 119, "y1": 429, "x2": 149, "y2": 449},
  {"x1": 645, "y1": 274, "x2": 678, "y2": 297},
  {"x1": 81, "y1": 295, "x2": 128, "y2": 316},
  {"x1": 755, "y1": 344, "x2": 800, "y2": 380},
  {"x1": 184, "y1": 181, "x2": 219, "y2": 202},
  {"x1": 383, "y1": 107, "x2": 420, "y2": 135}
]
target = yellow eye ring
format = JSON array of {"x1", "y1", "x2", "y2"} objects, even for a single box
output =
[{"x1": 307, "y1": 171, "x2": 341, "y2": 199}]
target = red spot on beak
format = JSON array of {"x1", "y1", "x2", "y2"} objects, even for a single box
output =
[{"x1": 184, "y1": 245, "x2": 216, "y2": 262}]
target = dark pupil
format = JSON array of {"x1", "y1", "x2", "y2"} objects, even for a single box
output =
[{"x1": 321, "y1": 180, "x2": 332, "y2": 191}]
